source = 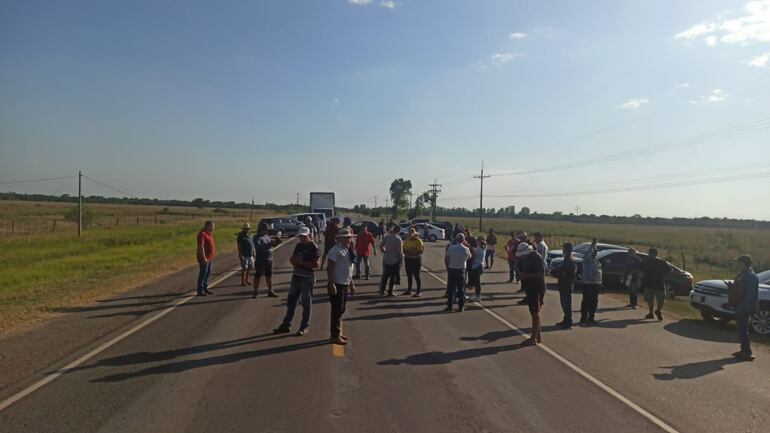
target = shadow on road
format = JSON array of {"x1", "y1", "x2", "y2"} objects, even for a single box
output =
[
  {"x1": 664, "y1": 319, "x2": 736, "y2": 343},
  {"x1": 90, "y1": 338, "x2": 328, "y2": 383},
  {"x1": 378, "y1": 343, "x2": 529, "y2": 366},
  {"x1": 653, "y1": 357, "x2": 742, "y2": 380}
]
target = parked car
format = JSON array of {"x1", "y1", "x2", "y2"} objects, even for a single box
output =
[
  {"x1": 689, "y1": 270, "x2": 770, "y2": 335},
  {"x1": 429, "y1": 221, "x2": 453, "y2": 233},
  {"x1": 399, "y1": 222, "x2": 445, "y2": 242},
  {"x1": 290, "y1": 212, "x2": 327, "y2": 232},
  {"x1": 258, "y1": 217, "x2": 305, "y2": 237},
  {"x1": 546, "y1": 242, "x2": 626, "y2": 268},
  {"x1": 548, "y1": 249, "x2": 693, "y2": 298},
  {"x1": 351, "y1": 220, "x2": 382, "y2": 237}
]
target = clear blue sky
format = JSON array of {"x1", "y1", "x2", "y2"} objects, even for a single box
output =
[{"x1": 1, "y1": 0, "x2": 769, "y2": 219}]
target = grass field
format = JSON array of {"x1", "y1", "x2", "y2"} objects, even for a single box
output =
[{"x1": 0, "y1": 201, "x2": 276, "y2": 334}]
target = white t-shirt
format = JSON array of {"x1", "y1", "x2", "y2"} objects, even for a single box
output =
[
  {"x1": 446, "y1": 243, "x2": 472, "y2": 270},
  {"x1": 328, "y1": 244, "x2": 354, "y2": 285},
  {"x1": 535, "y1": 240, "x2": 548, "y2": 266}
]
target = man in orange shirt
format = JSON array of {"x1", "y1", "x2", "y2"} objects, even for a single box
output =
[
  {"x1": 354, "y1": 224, "x2": 377, "y2": 280},
  {"x1": 196, "y1": 220, "x2": 216, "y2": 296}
]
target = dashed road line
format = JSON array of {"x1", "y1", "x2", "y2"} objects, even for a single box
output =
[{"x1": 422, "y1": 267, "x2": 679, "y2": 433}]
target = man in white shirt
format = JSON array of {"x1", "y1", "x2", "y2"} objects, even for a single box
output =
[
  {"x1": 327, "y1": 227, "x2": 358, "y2": 345},
  {"x1": 444, "y1": 233, "x2": 472, "y2": 312}
]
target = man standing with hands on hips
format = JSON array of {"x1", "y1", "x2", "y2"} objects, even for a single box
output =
[
  {"x1": 196, "y1": 220, "x2": 215, "y2": 296},
  {"x1": 273, "y1": 226, "x2": 319, "y2": 336},
  {"x1": 327, "y1": 227, "x2": 357, "y2": 345}
]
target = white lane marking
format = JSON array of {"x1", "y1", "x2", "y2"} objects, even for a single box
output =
[
  {"x1": 422, "y1": 268, "x2": 679, "y2": 433},
  {"x1": 0, "y1": 241, "x2": 294, "y2": 412}
]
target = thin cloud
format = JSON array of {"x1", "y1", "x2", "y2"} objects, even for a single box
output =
[
  {"x1": 379, "y1": 0, "x2": 396, "y2": 9},
  {"x1": 617, "y1": 98, "x2": 650, "y2": 110},
  {"x1": 347, "y1": 0, "x2": 371, "y2": 5},
  {"x1": 677, "y1": 83, "x2": 690, "y2": 88},
  {"x1": 675, "y1": 0, "x2": 770, "y2": 47},
  {"x1": 748, "y1": 52, "x2": 770, "y2": 66},
  {"x1": 489, "y1": 52, "x2": 521, "y2": 65},
  {"x1": 690, "y1": 89, "x2": 727, "y2": 104},
  {"x1": 509, "y1": 32, "x2": 528, "y2": 40}
]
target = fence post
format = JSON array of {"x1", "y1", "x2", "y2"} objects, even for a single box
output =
[
  {"x1": 53, "y1": 220, "x2": 57, "y2": 232},
  {"x1": 136, "y1": 215, "x2": 140, "y2": 225},
  {"x1": 681, "y1": 252, "x2": 687, "y2": 271},
  {"x1": 116, "y1": 218, "x2": 119, "y2": 226},
  {"x1": 10, "y1": 220, "x2": 15, "y2": 235}
]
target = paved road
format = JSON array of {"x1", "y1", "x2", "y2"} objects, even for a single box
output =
[{"x1": 1, "y1": 239, "x2": 767, "y2": 432}]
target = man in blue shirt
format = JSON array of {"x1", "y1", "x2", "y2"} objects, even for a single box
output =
[{"x1": 728, "y1": 255, "x2": 760, "y2": 361}]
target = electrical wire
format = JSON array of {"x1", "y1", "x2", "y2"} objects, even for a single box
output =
[
  {"x1": 0, "y1": 175, "x2": 77, "y2": 185},
  {"x1": 83, "y1": 175, "x2": 135, "y2": 197}
]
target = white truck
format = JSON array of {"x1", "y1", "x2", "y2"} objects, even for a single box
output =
[{"x1": 309, "y1": 192, "x2": 335, "y2": 219}]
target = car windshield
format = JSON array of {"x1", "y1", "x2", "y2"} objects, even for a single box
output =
[
  {"x1": 758, "y1": 270, "x2": 770, "y2": 284},
  {"x1": 573, "y1": 243, "x2": 591, "y2": 255}
]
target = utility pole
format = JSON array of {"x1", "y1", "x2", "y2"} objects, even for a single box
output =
[
  {"x1": 374, "y1": 195, "x2": 378, "y2": 209},
  {"x1": 575, "y1": 204, "x2": 581, "y2": 215},
  {"x1": 77, "y1": 170, "x2": 83, "y2": 238},
  {"x1": 428, "y1": 178, "x2": 442, "y2": 222},
  {"x1": 474, "y1": 162, "x2": 491, "y2": 233},
  {"x1": 296, "y1": 193, "x2": 300, "y2": 206},
  {"x1": 250, "y1": 197, "x2": 254, "y2": 222}
]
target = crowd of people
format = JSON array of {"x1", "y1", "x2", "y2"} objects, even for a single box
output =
[{"x1": 195, "y1": 217, "x2": 760, "y2": 360}]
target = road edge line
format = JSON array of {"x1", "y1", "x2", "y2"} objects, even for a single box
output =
[{"x1": 422, "y1": 267, "x2": 679, "y2": 433}]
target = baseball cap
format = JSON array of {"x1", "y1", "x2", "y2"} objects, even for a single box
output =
[{"x1": 297, "y1": 227, "x2": 311, "y2": 237}]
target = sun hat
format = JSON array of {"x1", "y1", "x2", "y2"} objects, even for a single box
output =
[
  {"x1": 337, "y1": 227, "x2": 355, "y2": 238},
  {"x1": 515, "y1": 242, "x2": 533, "y2": 257},
  {"x1": 297, "y1": 226, "x2": 311, "y2": 237},
  {"x1": 242, "y1": 222, "x2": 251, "y2": 230}
]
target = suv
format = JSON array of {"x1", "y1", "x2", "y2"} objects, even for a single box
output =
[
  {"x1": 690, "y1": 270, "x2": 770, "y2": 335},
  {"x1": 258, "y1": 217, "x2": 304, "y2": 237},
  {"x1": 399, "y1": 222, "x2": 445, "y2": 242},
  {"x1": 546, "y1": 242, "x2": 626, "y2": 268}
]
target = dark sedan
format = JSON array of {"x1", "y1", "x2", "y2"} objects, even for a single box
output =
[
  {"x1": 258, "y1": 217, "x2": 304, "y2": 237},
  {"x1": 549, "y1": 249, "x2": 694, "y2": 298},
  {"x1": 351, "y1": 220, "x2": 382, "y2": 237}
]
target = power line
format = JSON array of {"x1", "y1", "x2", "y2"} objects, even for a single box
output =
[
  {"x1": 82, "y1": 175, "x2": 135, "y2": 197},
  {"x1": 0, "y1": 175, "x2": 77, "y2": 185}
]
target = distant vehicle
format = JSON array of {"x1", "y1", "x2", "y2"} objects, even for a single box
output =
[
  {"x1": 690, "y1": 270, "x2": 770, "y2": 335},
  {"x1": 309, "y1": 192, "x2": 335, "y2": 218},
  {"x1": 548, "y1": 249, "x2": 693, "y2": 298},
  {"x1": 351, "y1": 220, "x2": 382, "y2": 237},
  {"x1": 258, "y1": 217, "x2": 305, "y2": 238},
  {"x1": 409, "y1": 218, "x2": 430, "y2": 224},
  {"x1": 546, "y1": 242, "x2": 626, "y2": 268},
  {"x1": 290, "y1": 212, "x2": 327, "y2": 232},
  {"x1": 429, "y1": 221, "x2": 453, "y2": 232},
  {"x1": 399, "y1": 222, "x2": 445, "y2": 242}
]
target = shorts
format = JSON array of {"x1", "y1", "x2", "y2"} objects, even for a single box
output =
[
  {"x1": 240, "y1": 256, "x2": 254, "y2": 270},
  {"x1": 254, "y1": 260, "x2": 273, "y2": 278},
  {"x1": 468, "y1": 266, "x2": 483, "y2": 287},
  {"x1": 526, "y1": 289, "x2": 543, "y2": 313},
  {"x1": 643, "y1": 287, "x2": 665, "y2": 304},
  {"x1": 485, "y1": 249, "x2": 495, "y2": 259}
]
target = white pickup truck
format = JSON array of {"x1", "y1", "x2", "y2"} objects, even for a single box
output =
[{"x1": 689, "y1": 270, "x2": 770, "y2": 335}]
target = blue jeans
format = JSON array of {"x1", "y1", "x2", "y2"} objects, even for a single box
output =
[
  {"x1": 735, "y1": 310, "x2": 753, "y2": 355},
  {"x1": 282, "y1": 275, "x2": 314, "y2": 329},
  {"x1": 355, "y1": 255, "x2": 371, "y2": 277},
  {"x1": 507, "y1": 260, "x2": 517, "y2": 281},
  {"x1": 380, "y1": 263, "x2": 399, "y2": 292},
  {"x1": 197, "y1": 262, "x2": 212, "y2": 294},
  {"x1": 626, "y1": 277, "x2": 638, "y2": 306},
  {"x1": 558, "y1": 285, "x2": 573, "y2": 325},
  {"x1": 447, "y1": 268, "x2": 466, "y2": 309}
]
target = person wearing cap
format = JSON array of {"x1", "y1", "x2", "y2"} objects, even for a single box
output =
[
  {"x1": 320, "y1": 217, "x2": 340, "y2": 271},
  {"x1": 517, "y1": 241, "x2": 545, "y2": 344},
  {"x1": 553, "y1": 242, "x2": 577, "y2": 329},
  {"x1": 638, "y1": 247, "x2": 671, "y2": 321},
  {"x1": 326, "y1": 227, "x2": 357, "y2": 345},
  {"x1": 485, "y1": 228, "x2": 497, "y2": 270},
  {"x1": 354, "y1": 223, "x2": 377, "y2": 280},
  {"x1": 253, "y1": 222, "x2": 281, "y2": 298},
  {"x1": 622, "y1": 248, "x2": 642, "y2": 308},
  {"x1": 533, "y1": 232, "x2": 548, "y2": 269},
  {"x1": 304, "y1": 216, "x2": 317, "y2": 241},
  {"x1": 402, "y1": 227, "x2": 425, "y2": 297},
  {"x1": 727, "y1": 255, "x2": 759, "y2": 361},
  {"x1": 379, "y1": 224, "x2": 403, "y2": 296},
  {"x1": 237, "y1": 223, "x2": 255, "y2": 287},
  {"x1": 273, "y1": 226, "x2": 320, "y2": 336},
  {"x1": 444, "y1": 233, "x2": 472, "y2": 312},
  {"x1": 505, "y1": 231, "x2": 521, "y2": 283},
  {"x1": 196, "y1": 220, "x2": 216, "y2": 296},
  {"x1": 579, "y1": 238, "x2": 603, "y2": 325}
]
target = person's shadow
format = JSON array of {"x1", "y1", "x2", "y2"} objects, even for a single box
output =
[{"x1": 653, "y1": 357, "x2": 741, "y2": 380}]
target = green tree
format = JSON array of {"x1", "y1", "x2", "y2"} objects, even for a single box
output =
[
  {"x1": 191, "y1": 198, "x2": 209, "y2": 209},
  {"x1": 389, "y1": 178, "x2": 412, "y2": 218},
  {"x1": 64, "y1": 205, "x2": 98, "y2": 227}
]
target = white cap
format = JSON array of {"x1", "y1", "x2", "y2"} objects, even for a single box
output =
[
  {"x1": 515, "y1": 242, "x2": 533, "y2": 257},
  {"x1": 298, "y1": 227, "x2": 311, "y2": 237}
]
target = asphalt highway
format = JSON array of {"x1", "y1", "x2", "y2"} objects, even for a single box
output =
[{"x1": 0, "y1": 239, "x2": 767, "y2": 432}]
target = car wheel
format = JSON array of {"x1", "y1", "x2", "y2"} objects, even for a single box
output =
[
  {"x1": 276, "y1": 230, "x2": 283, "y2": 238},
  {"x1": 750, "y1": 309, "x2": 770, "y2": 335},
  {"x1": 700, "y1": 311, "x2": 730, "y2": 323},
  {"x1": 428, "y1": 234, "x2": 437, "y2": 242},
  {"x1": 664, "y1": 283, "x2": 676, "y2": 300}
]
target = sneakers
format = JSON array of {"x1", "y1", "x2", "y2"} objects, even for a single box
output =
[
  {"x1": 196, "y1": 292, "x2": 207, "y2": 297},
  {"x1": 330, "y1": 336, "x2": 348, "y2": 345},
  {"x1": 458, "y1": 306, "x2": 465, "y2": 312},
  {"x1": 442, "y1": 306, "x2": 453, "y2": 312},
  {"x1": 267, "y1": 290, "x2": 278, "y2": 298},
  {"x1": 379, "y1": 289, "x2": 386, "y2": 296},
  {"x1": 364, "y1": 275, "x2": 370, "y2": 280},
  {"x1": 252, "y1": 290, "x2": 257, "y2": 299},
  {"x1": 402, "y1": 290, "x2": 412, "y2": 296},
  {"x1": 733, "y1": 351, "x2": 755, "y2": 361},
  {"x1": 586, "y1": 318, "x2": 597, "y2": 325},
  {"x1": 644, "y1": 313, "x2": 654, "y2": 319},
  {"x1": 560, "y1": 322, "x2": 573, "y2": 329},
  {"x1": 296, "y1": 327, "x2": 310, "y2": 336},
  {"x1": 203, "y1": 289, "x2": 213, "y2": 295},
  {"x1": 273, "y1": 324, "x2": 291, "y2": 334},
  {"x1": 412, "y1": 291, "x2": 422, "y2": 298},
  {"x1": 387, "y1": 291, "x2": 396, "y2": 297},
  {"x1": 655, "y1": 310, "x2": 663, "y2": 321},
  {"x1": 516, "y1": 299, "x2": 528, "y2": 305}
]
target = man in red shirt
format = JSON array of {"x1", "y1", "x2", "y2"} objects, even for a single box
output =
[
  {"x1": 196, "y1": 220, "x2": 216, "y2": 296},
  {"x1": 354, "y1": 225, "x2": 377, "y2": 280}
]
